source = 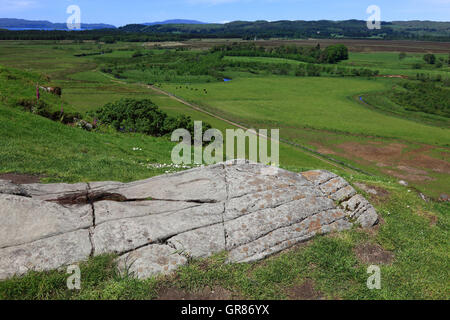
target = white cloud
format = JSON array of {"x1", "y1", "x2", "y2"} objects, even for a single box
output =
[{"x1": 0, "y1": 0, "x2": 38, "y2": 13}]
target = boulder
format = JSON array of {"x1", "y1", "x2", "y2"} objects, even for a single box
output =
[{"x1": 0, "y1": 162, "x2": 379, "y2": 280}]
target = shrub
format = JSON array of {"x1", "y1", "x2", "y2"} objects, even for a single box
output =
[
  {"x1": 423, "y1": 54, "x2": 436, "y2": 65},
  {"x1": 132, "y1": 51, "x2": 144, "y2": 58},
  {"x1": 321, "y1": 44, "x2": 349, "y2": 64},
  {"x1": 95, "y1": 99, "x2": 168, "y2": 136},
  {"x1": 95, "y1": 99, "x2": 211, "y2": 138}
]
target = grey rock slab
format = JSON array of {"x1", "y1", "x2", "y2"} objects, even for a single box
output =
[
  {"x1": 341, "y1": 194, "x2": 379, "y2": 228},
  {"x1": 225, "y1": 185, "x2": 323, "y2": 221},
  {"x1": 0, "y1": 180, "x2": 30, "y2": 197},
  {"x1": 89, "y1": 164, "x2": 227, "y2": 202},
  {"x1": 225, "y1": 196, "x2": 335, "y2": 250},
  {"x1": 301, "y1": 170, "x2": 338, "y2": 186},
  {"x1": 319, "y1": 176, "x2": 358, "y2": 202},
  {"x1": 225, "y1": 163, "x2": 311, "y2": 199},
  {"x1": 0, "y1": 194, "x2": 92, "y2": 248},
  {"x1": 21, "y1": 182, "x2": 88, "y2": 202},
  {"x1": 116, "y1": 244, "x2": 187, "y2": 279},
  {"x1": 330, "y1": 185, "x2": 357, "y2": 202},
  {"x1": 319, "y1": 177, "x2": 350, "y2": 195},
  {"x1": 0, "y1": 229, "x2": 91, "y2": 280},
  {"x1": 94, "y1": 200, "x2": 201, "y2": 225},
  {"x1": 93, "y1": 203, "x2": 224, "y2": 255},
  {"x1": 229, "y1": 215, "x2": 352, "y2": 263},
  {"x1": 168, "y1": 224, "x2": 225, "y2": 258},
  {"x1": 0, "y1": 163, "x2": 380, "y2": 280},
  {"x1": 356, "y1": 206, "x2": 379, "y2": 228}
]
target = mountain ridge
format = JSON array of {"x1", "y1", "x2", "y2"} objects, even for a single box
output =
[{"x1": 0, "y1": 18, "x2": 116, "y2": 30}]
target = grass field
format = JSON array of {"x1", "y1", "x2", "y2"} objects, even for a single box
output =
[
  {"x1": 0, "y1": 104, "x2": 179, "y2": 183},
  {"x1": 342, "y1": 52, "x2": 450, "y2": 77},
  {"x1": 0, "y1": 39, "x2": 449, "y2": 300},
  {"x1": 162, "y1": 75, "x2": 449, "y2": 198}
]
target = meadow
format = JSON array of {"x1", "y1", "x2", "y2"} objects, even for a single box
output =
[
  {"x1": 0, "y1": 39, "x2": 448, "y2": 300},
  {"x1": 0, "y1": 39, "x2": 448, "y2": 195}
]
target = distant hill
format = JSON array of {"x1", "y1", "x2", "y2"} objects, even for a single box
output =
[
  {"x1": 0, "y1": 18, "x2": 116, "y2": 30},
  {"x1": 143, "y1": 19, "x2": 206, "y2": 26},
  {"x1": 120, "y1": 19, "x2": 450, "y2": 41}
]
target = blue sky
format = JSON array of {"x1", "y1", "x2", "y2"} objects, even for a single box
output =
[{"x1": 0, "y1": 0, "x2": 449, "y2": 26}]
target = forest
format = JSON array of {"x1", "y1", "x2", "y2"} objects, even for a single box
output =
[{"x1": 1, "y1": 20, "x2": 449, "y2": 41}]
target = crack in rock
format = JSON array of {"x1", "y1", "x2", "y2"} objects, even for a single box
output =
[{"x1": 0, "y1": 163, "x2": 379, "y2": 280}]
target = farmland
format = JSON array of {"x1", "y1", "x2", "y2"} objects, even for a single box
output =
[
  {"x1": 0, "y1": 40, "x2": 448, "y2": 196},
  {"x1": 0, "y1": 38, "x2": 449, "y2": 300}
]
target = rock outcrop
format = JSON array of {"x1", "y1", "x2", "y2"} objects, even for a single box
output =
[{"x1": 0, "y1": 161, "x2": 379, "y2": 280}]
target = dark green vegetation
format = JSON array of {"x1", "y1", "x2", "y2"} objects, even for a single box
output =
[
  {"x1": 120, "y1": 20, "x2": 450, "y2": 41},
  {"x1": 424, "y1": 53, "x2": 437, "y2": 65},
  {"x1": 93, "y1": 98, "x2": 211, "y2": 138},
  {"x1": 211, "y1": 42, "x2": 348, "y2": 64},
  {"x1": 389, "y1": 82, "x2": 449, "y2": 118},
  {"x1": 99, "y1": 43, "x2": 381, "y2": 84},
  {"x1": 1, "y1": 20, "x2": 450, "y2": 41},
  {"x1": 0, "y1": 39, "x2": 448, "y2": 300}
]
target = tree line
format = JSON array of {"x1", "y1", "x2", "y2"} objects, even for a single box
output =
[{"x1": 211, "y1": 43, "x2": 349, "y2": 64}]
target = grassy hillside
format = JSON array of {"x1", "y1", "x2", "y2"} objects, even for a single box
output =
[{"x1": 0, "y1": 104, "x2": 178, "y2": 183}]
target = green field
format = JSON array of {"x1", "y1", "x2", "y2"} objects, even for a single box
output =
[
  {"x1": 0, "y1": 40, "x2": 449, "y2": 300},
  {"x1": 161, "y1": 75, "x2": 449, "y2": 198},
  {"x1": 342, "y1": 52, "x2": 450, "y2": 77}
]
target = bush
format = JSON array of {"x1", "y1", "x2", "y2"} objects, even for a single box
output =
[
  {"x1": 390, "y1": 82, "x2": 450, "y2": 118},
  {"x1": 423, "y1": 54, "x2": 436, "y2": 65},
  {"x1": 295, "y1": 67, "x2": 307, "y2": 77},
  {"x1": 321, "y1": 44, "x2": 349, "y2": 64},
  {"x1": 95, "y1": 99, "x2": 167, "y2": 135},
  {"x1": 132, "y1": 51, "x2": 144, "y2": 58},
  {"x1": 95, "y1": 99, "x2": 211, "y2": 138},
  {"x1": 306, "y1": 64, "x2": 321, "y2": 76}
]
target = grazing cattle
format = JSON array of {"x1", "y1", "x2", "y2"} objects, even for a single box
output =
[{"x1": 39, "y1": 86, "x2": 62, "y2": 97}]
